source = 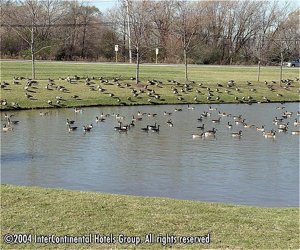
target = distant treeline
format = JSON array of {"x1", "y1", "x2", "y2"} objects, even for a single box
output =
[{"x1": 1, "y1": 0, "x2": 299, "y2": 65}]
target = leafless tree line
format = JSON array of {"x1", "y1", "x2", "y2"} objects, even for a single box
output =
[{"x1": 1, "y1": 0, "x2": 299, "y2": 67}]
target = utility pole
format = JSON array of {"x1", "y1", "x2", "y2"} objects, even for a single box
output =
[{"x1": 125, "y1": 0, "x2": 132, "y2": 63}]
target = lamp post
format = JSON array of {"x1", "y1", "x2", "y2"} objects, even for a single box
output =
[
  {"x1": 155, "y1": 48, "x2": 159, "y2": 64},
  {"x1": 115, "y1": 45, "x2": 119, "y2": 63}
]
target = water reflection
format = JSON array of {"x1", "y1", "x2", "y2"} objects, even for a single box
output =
[{"x1": 1, "y1": 103, "x2": 299, "y2": 207}]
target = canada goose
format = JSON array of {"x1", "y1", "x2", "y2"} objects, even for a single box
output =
[
  {"x1": 209, "y1": 106, "x2": 216, "y2": 111},
  {"x1": 197, "y1": 117, "x2": 203, "y2": 122},
  {"x1": 192, "y1": 133, "x2": 203, "y2": 139},
  {"x1": 256, "y1": 125, "x2": 265, "y2": 132},
  {"x1": 218, "y1": 111, "x2": 230, "y2": 117},
  {"x1": 2, "y1": 124, "x2": 13, "y2": 132},
  {"x1": 232, "y1": 130, "x2": 242, "y2": 137},
  {"x1": 83, "y1": 124, "x2": 93, "y2": 132},
  {"x1": 212, "y1": 117, "x2": 221, "y2": 123},
  {"x1": 235, "y1": 119, "x2": 245, "y2": 125},
  {"x1": 148, "y1": 123, "x2": 157, "y2": 130},
  {"x1": 187, "y1": 104, "x2": 195, "y2": 110},
  {"x1": 294, "y1": 119, "x2": 300, "y2": 126},
  {"x1": 204, "y1": 128, "x2": 217, "y2": 137},
  {"x1": 263, "y1": 130, "x2": 276, "y2": 138},
  {"x1": 96, "y1": 116, "x2": 105, "y2": 123},
  {"x1": 243, "y1": 123, "x2": 254, "y2": 128},
  {"x1": 278, "y1": 123, "x2": 289, "y2": 130},
  {"x1": 151, "y1": 125, "x2": 160, "y2": 133},
  {"x1": 164, "y1": 111, "x2": 172, "y2": 116},
  {"x1": 291, "y1": 131, "x2": 300, "y2": 135},
  {"x1": 227, "y1": 122, "x2": 233, "y2": 129},
  {"x1": 167, "y1": 119, "x2": 174, "y2": 127},
  {"x1": 74, "y1": 107, "x2": 83, "y2": 113},
  {"x1": 66, "y1": 119, "x2": 75, "y2": 125},
  {"x1": 141, "y1": 125, "x2": 149, "y2": 132},
  {"x1": 197, "y1": 124, "x2": 205, "y2": 130},
  {"x1": 68, "y1": 125, "x2": 78, "y2": 132}
]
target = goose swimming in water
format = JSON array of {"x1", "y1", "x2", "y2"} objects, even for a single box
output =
[
  {"x1": 204, "y1": 128, "x2": 217, "y2": 137},
  {"x1": 151, "y1": 125, "x2": 160, "y2": 133},
  {"x1": 263, "y1": 130, "x2": 276, "y2": 138},
  {"x1": 256, "y1": 125, "x2": 265, "y2": 132},
  {"x1": 96, "y1": 116, "x2": 105, "y2": 122},
  {"x1": 2, "y1": 124, "x2": 13, "y2": 132},
  {"x1": 166, "y1": 119, "x2": 174, "y2": 127},
  {"x1": 68, "y1": 125, "x2": 78, "y2": 132},
  {"x1": 232, "y1": 130, "x2": 242, "y2": 137}
]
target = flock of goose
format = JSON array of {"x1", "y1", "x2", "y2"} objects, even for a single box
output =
[
  {"x1": 1, "y1": 73, "x2": 299, "y2": 110},
  {"x1": 2, "y1": 103, "x2": 299, "y2": 141}
]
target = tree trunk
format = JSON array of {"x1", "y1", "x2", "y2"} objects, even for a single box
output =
[
  {"x1": 31, "y1": 23, "x2": 35, "y2": 80},
  {"x1": 136, "y1": 47, "x2": 139, "y2": 84},
  {"x1": 184, "y1": 47, "x2": 188, "y2": 81}
]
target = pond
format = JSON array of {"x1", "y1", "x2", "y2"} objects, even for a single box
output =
[{"x1": 1, "y1": 102, "x2": 299, "y2": 207}]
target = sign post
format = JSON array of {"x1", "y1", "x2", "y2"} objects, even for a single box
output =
[
  {"x1": 155, "y1": 48, "x2": 159, "y2": 64},
  {"x1": 115, "y1": 45, "x2": 119, "y2": 63}
]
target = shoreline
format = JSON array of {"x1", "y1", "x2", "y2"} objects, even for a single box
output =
[{"x1": 1, "y1": 100, "x2": 299, "y2": 112}]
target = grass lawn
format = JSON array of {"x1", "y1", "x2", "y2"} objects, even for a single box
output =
[
  {"x1": 0, "y1": 60, "x2": 299, "y2": 110},
  {"x1": 1, "y1": 184, "x2": 299, "y2": 249}
]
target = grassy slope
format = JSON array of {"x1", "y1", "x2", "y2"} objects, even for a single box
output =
[
  {"x1": 1, "y1": 184, "x2": 299, "y2": 249},
  {"x1": 0, "y1": 61, "x2": 299, "y2": 110}
]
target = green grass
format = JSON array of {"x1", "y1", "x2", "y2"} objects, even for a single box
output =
[
  {"x1": 1, "y1": 184, "x2": 299, "y2": 249},
  {"x1": 0, "y1": 60, "x2": 299, "y2": 110}
]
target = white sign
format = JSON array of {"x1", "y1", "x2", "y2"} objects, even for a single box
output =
[
  {"x1": 115, "y1": 45, "x2": 119, "y2": 52},
  {"x1": 155, "y1": 48, "x2": 159, "y2": 55}
]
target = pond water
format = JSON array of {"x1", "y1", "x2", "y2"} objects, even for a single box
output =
[{"x1": 1, "y1": 103, "x2": 299, "y2": 207}]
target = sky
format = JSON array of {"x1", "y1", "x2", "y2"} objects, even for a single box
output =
[{"x1": 89, "y1": 0, "x2": 299, "y2": 13}]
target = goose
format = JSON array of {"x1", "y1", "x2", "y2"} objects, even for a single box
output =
[
  {"x1": 66, "y1": 119, "x2": 75, "y2": 125},
  {"x1": 96, "y1": 116, "x2": 105, "y2": 122},
  {"x1": 148, "y1": 123, "x2": 157, "y2": 130},
  {"x1": 141, "y1": 125, "x2": 149, "y2": 132},
  {"x1": 151, "y1": 125, "x2": 160, "y2": 133},
  {"x1": 212, "y1": 117, "x2": 221, "y2": 123},
  {"x1": 118, "y1": 125, "x2": 129, "y2": 133},
  {"x1": 235, "y1": 119, "x2": 245, "y2": 125},
  {"x1": 2, "y1": 124, "x2": 13, "y2": 132},
  {"x1": 68, "y1": 125, "x2": 78, "y2": 132},
  {"x1": 256, "y1": 125, "x2": 265, "y2": 132},
  {"x1": 278, "y1": 127, "x2": 288, "y2": 133},
  {"x1": 293, "y1": 119, "x2": 300, "y2": 126},
  {"x1": 278, "y1": 122, "x2": 289, "y2": 130},
  {"x1": 209, "y1": 106, "x2": 217, "y2": 111},
  {"x1": 7, "y1": 118, "x2": 19, "y2": 125},
  {"x1": 218, "y1": 111, "x2": 230, "y2": 117},
  {"x1": 83, "y1": 124, "x2": 93, "y2": 132},
  {"x1": 74, "y1": 107, "x2": 83, "y2": 113},
  {"x1": 164, "y1": 111, "x2": 172, "y2": 116},
  {"x1": 197, "y1": 124, "x2": 205, "y2": 130},
  {"x1": 204, "y1": 128, "x2": 217, "y2": 137},
  {"x1": 243, "y1": 123, "x2": 254, "y2": 128},
  {"x1": 197, "y1": 117, "x2": 203, "y2": 122},
  {"x1": 291, "y1": 131, "x2": 300, "y2": 135},
  {"x1": 263, "y1": 130, "x2": 276, "y2": 138},
  {"x1": 232, "y1": 130, "x2": 242, "y2": 137},
  {"x1": 174, "y1": 108, "x2": 183, "y2": 112},
  {"x1": 187, "y1": 104, "x2": 195, "y2": 110},
  {"x1": 166, "y1": 119, "x2": 174, "y2": 127},
  {"x1": 192, "y1": 133, "x2": 203, "y2": 139},
  {"x1": 227, "y1": 122, "x2": 233, "y2": 129}
]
